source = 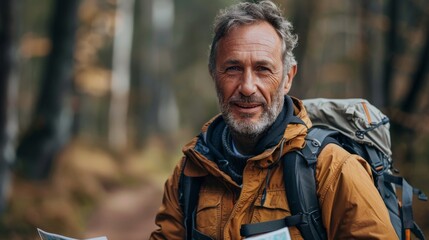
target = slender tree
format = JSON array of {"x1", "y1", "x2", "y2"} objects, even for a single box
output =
[
  {"x1": 134, "y1": 0, "x2": 160, "y2": 144},
  {"x1": 109, "y1": 0, "x2": 135, "y2": 151},
  {"x1": 16, "y1": 0, "x2": 80, "y2": 179},
  {"x1": 134, "y1": 0, "x2": 178, "y2": 145},
  {"x1": 360, "y1": 0, "x2": 386, "y2": 106},
  {"x1": 401, "y1": 26, "x2": 429, "y2": 114},
  {"x1": 289, "y1": 0, "x2": 318, "y2": 97},
  {"x1": 0, "y1": 0, "x2": 18, "y2": 211},
  {"x1": 383, "y1": 0, "x2": 398, "y2": 109},
  {"x1": 383, "y1": 1, "x2": 429, "y2": 163}
]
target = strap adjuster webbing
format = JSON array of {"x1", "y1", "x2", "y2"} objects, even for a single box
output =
[{"x1": 240, "y1": 214, "x2": 304, "y2": 237}]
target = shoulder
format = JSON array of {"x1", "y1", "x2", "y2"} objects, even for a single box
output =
[
  {"x1": 314, "y1": 144, "x2": 398, "y2": 239},
  {"x1": 164, "y1": 156, "x2": 187, "y2": 192},
  {"x1": 315, "y1": 143, "x2": 373, "y2": 202}
]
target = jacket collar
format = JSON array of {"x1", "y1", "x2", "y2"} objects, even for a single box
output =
[{"x1": 182, "y1": 96, "x2": 312, "y2": 177}]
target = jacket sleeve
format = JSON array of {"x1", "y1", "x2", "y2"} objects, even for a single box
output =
[
  {"x1": 149, "y1": 158, "x2": 185, "y2": 240},
  {"x1": 316, "y1": 144, "x2": 399, "y2": 240}
]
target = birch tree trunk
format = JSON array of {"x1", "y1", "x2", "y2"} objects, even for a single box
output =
[
  {"x1": 108, "y1": 0, "x2": 135, "y2": 151},
  {"x1": 151, "y1": 0, "x2": 178, "y2": 135}
]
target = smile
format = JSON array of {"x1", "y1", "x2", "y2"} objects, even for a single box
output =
[
  {"x1": 235, "y1": 102, "x2": 261, "y2": 108},
  {"x1": 232, "y1": 102, "x2": 263, "y2": 114}
]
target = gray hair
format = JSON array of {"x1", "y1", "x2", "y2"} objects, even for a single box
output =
[{"x1": 208, "y1": 0, "x2": 298, "y2": 77}]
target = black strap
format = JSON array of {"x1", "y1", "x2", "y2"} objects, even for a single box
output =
[
  {"x1": 240, "y1": 128, "x2": 331, "y2": 239},
  {"x1": 383, "y1": 173, "x2": 427, "y2": 240},
  {"x1": 283, "y1": 150, "x2": 327, "y2": 240},
  {"x1": 411, "y1": 221, "x2": 426, "y2": 240},
  {"x1": 240, "y1": 215, "x2": 304, "y2": 237},
  {"x1": 191, "y1": 208, "x2": 214, "y2": 240},
  {"x1": 383, "y1": 173, "x2": 428, "y2": 201},
  {"x1": 179, "y1": 159, "x2": 206, "y2": 240},
  {"x1": 191, "y1": 228, "x2": 214, "y2": 240},
  {"x1": 272, "y1": 127, "x2": 337, "y2": 240},
  {"x1": 364, "y1": 145, "x2": 385, "y2": 175},
  {"x1": 301, "y1": 128, "x2": 337, "y2": 165}
]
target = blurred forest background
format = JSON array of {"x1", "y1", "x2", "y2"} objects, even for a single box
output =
[{"x1": 0, "y1": 0, "x2": 428, "y2": 239}]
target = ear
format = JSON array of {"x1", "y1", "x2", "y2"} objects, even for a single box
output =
[{"x1": 283, "y1": 65, "x2": 297, "y2": 94}]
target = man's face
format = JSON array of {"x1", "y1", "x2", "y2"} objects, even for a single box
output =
[{"x1": 214, "y1": 21, "x2": 296, "y2": 136}]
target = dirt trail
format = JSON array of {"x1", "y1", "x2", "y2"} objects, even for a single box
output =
[{"x1": 84, "y1": 182, "x2": 162, "y2": 240}]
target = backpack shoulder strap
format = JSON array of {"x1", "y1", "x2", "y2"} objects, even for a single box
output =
[
  {"x1": 240, "y1": 127, "x2": 338, "y2": 239},
  {"x1": 383, "y1": 173, "x2": 428, "y2": 240},
  {"x1": 179, "y1": 158, "x2": 209, "y2": 240},
  {"x1": 300, "y1": 128, "x2": 338, "y2": 164},
  {"x1": 282, "y1": 127, "x2": 338, "y2": 240}
]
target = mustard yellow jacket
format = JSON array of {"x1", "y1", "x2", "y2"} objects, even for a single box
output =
[{"x1": 150, "y1": 98, "x2": 398, "y2": 240}]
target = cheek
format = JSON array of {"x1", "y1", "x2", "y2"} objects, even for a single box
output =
[
  {"x1": 215, "y1": 78, "x2": 237, "y2": 101},
  {"x1": 260, "y1": 77, "x2": 283, "y2": 102}
]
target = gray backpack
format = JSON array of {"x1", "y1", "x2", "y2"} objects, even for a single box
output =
[{"x1": 296, "y1": 98, "x2": 427, "y2": 240}]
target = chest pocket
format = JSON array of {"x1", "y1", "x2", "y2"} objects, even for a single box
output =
[
  {"x1": 251, "y1": 189, "x2": 291, "y2": 223},
  {"x1": 196, "y1": 190, "x2": 222, "y2": 238},
  {"x1": 251, "y1": 189, "x2": 304, "y2": 239}
]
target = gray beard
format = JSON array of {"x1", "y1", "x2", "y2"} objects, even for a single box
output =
[{"x1": 217, "y1": 88, "x2": 285, "y2": 137}]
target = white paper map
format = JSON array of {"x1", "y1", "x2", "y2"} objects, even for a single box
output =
[
  {"x1": 245, "y1": 227, "x2": 291, "y2": 240},
  {"x1": 37, "y1": 228, "x2": 108, "y2": 240}
]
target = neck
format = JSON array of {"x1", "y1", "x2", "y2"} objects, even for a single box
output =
[{"x1": 230, "y1": 130, "x2": 263, "y2": 156}]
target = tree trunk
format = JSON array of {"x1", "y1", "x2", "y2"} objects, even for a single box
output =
[
  {"x1": 16, "y1": 0, "x2": 80, "y2": 179},
  {"x1": 151, "y1": 0, "x2": 179, "y2": 136},
  {"x1": 134, "y1": 0, "x2": 158, "y2": 145},
  {"x1": 135, "y1": 0, "x2": 178, "y2": 146},
  {"x1": 108, "y1": 0, "x2": 135, "y2": 152},
  {"x1": 290, "y1": 0, "x2": 318, "y2": 97},
  {"x1": 0, "y1": 0, "x2": 18, "y2": 212},
  {"x1": 360, "y1": 0, "x2": 385, "y2": 107},
  {"x1": 401, "y1": 26, "x2": 429, "y2": 113},
  {"x1": 383, "y1": 0, "x2": 398, "y2": 109}
]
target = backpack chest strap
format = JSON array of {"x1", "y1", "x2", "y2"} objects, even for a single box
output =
[{"x1": 240, "y1": 214, "x2": 305, "y2": 237}]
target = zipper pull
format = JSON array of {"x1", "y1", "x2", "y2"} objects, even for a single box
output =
[{"x1": 261, "y1": 188, "x2": 267, "y2": 207}]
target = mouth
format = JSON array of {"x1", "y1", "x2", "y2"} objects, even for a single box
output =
[
  {"x1": 235, "y1": 102, "x2": 261, "y2": 108},
  {"x1": 232, "y1": 102, "x2": 263, "y2": 114}
]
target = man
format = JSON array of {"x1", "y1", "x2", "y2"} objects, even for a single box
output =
[{"x1": 150, "y1": 1, "x2": 397, "y2": 239}]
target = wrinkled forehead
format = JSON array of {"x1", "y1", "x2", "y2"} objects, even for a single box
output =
[
  {"x1": 216, "y1": 22, "x2": 283, "y2": 60},
  {"x1": 222, "y1": 20, "x2": 282, "y2": 42}
]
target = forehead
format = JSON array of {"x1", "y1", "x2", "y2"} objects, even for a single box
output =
[{"x1": 217, "y1": 21, "x2": 282, "y2": 59}]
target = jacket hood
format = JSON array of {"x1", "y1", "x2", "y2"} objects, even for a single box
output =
[{"x1": 182, "y1": 96, "x2": 312, "y2": 178}]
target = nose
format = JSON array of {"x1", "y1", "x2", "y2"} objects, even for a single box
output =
[{"x1": 239, "y1": 69, "x2": 257, "y2": 96}]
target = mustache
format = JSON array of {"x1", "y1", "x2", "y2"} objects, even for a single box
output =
[{"x1": 228, "y1": 95, "x2": 267, "y2": 105}]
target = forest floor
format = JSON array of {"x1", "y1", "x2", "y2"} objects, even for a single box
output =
[
  {"x1": 84, "y1": 180, "x2": 162, "y2": 240},
  {"x1": 0, "y1": 137, "x2": 177, "y2": 240}
]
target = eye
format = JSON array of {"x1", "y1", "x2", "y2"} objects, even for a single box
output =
[
  {"x1": 225, "y1": 66, "x2": 242, "y2": 72},
  {"x1": 256, "y1": 66, "x2": 270, "y2": 72}
]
